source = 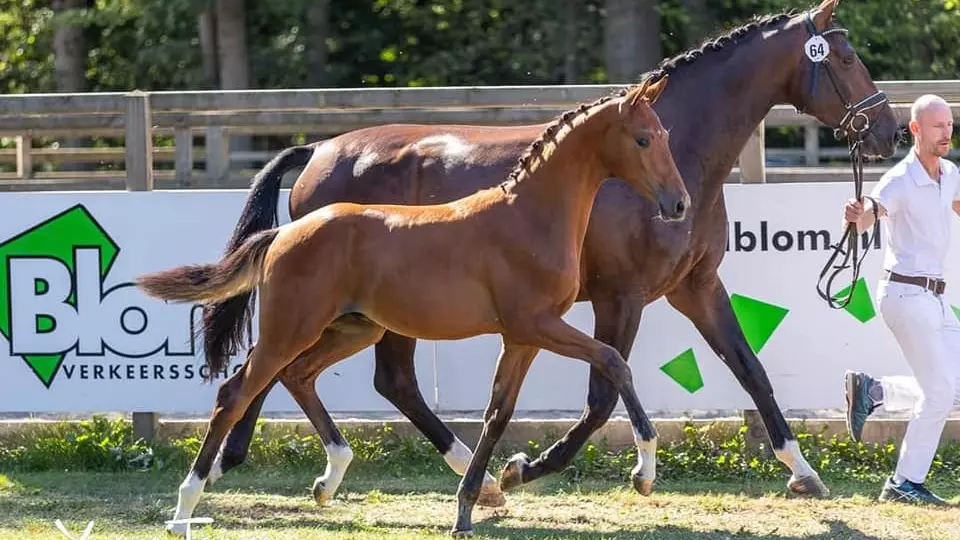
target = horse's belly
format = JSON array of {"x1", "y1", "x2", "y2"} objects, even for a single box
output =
[{"x1": 360, "y1": 278, "x2": 501, "y2": 341}]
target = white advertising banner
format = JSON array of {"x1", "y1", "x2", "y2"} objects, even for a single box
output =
[{"x1": 0, "y1": 183, "x2": 956, "y2": 415}]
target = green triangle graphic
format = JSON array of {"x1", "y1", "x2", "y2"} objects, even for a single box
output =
[
  {"x1": 832, "y1": 277, "x2": 876, "y2": 323},
  {"x1": 660, "y1": 348, "x2": 703, "y2": 394},
  {"x1": 730, "y1": 294, "x2": 789, "y2": 354},
  {"x1": 0, "y1": 205, "x2": 119, "y2": 387},
  {"x1": 952, "y1": 305, "x2": 960, "y2": 321}
]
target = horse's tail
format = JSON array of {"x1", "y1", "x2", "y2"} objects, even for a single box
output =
[
  {"x1": 136, "y1": 229, "x2": 278, "y2": 306},
  {"x1": 202, "y1": 144, "x2": 315, "y2": 378}
]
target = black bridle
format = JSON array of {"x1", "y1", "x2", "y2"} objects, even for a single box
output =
[{"x1": 805, "y1": 12, "x2": 890, "y2": 309}]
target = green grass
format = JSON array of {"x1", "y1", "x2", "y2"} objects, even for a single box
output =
[
  {"x1": 1, "y1": 470, "x2": 959, "y2": 539},
  {"x1": 3, "y1": 416, "x2": 960, "y2": 538}
]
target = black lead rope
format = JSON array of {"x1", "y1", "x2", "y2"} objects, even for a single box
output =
[{"x1": 815, "y1": 135, "x2": 879, "y2": 309}]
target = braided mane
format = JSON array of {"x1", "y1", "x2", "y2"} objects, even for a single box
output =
[
  {"x1": 500, "y1": 11, "x2": 798, "y2": 192},
  {"x1": 499, "y1": 92, "x2": 622, "y2": 190},
  {"x1": 641, "y1": 11, "x2": 798, "y2": 86}
]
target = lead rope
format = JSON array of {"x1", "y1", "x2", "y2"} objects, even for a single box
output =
[{"x1": 815, "y1": 132, "x2": 879, "y2": 309}]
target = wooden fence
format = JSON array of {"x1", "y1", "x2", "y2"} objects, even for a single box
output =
[{"x1": 0, "y1": 80, "x2": 957, "y2": 192}]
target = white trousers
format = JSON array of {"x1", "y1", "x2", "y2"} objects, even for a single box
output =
[{"x1": 876, "y1": 279, "x2": 960, "y2": 484}]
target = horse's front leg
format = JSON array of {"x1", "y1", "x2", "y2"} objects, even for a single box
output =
[
  {"x1": 500, "y1": 294, "x2": 650, "y2": 492},
  {"x1": 665, "y1": 269, "x2": 829, "y2": 497}
]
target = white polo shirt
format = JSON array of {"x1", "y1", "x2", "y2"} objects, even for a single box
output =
[{"x1": 871, "y1": 148, "x2": 960, "y2": 279}]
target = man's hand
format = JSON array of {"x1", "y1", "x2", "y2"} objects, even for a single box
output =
[{"x1": 843, "y1": 198, "x2": 865, "y2": 224}]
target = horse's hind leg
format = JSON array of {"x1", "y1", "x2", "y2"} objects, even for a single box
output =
[
  {"x1": 167, "y1": 301, "x2": 339, "y2": 536},
  {"x1": 373, "y1": 331, "x2": 505, "y2": 507},
  {"x1": 207, "y1": 374, "x2": 278, "y2": 485},
  {"x1": 275, "y1": 315, "x2": 386, "y2": 506}
]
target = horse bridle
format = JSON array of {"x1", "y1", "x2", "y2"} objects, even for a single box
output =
[{"x1": 806, "y1": 12, "x2": 890, "y2": 309}]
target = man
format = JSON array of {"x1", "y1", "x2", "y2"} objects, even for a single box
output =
[{"x1": 841, "y1": 93, "x2": 958, "y2": 506}]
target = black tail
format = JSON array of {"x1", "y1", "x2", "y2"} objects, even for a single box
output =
[{"x1": 201, "y1": 145, "x2": 315, "y2": 379}]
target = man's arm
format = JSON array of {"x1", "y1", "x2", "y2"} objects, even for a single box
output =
[{"x1": 952, "y1": 200, "x2": 960, "y2": 217}]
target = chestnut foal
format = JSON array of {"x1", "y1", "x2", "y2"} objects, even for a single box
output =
[{"x1": 137, "y1": 76, "x2": 689, "y2": 536}]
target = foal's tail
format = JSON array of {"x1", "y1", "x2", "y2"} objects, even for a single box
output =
[{"x1": 136, "y1": 229, "x2": 279, "y2": 305}]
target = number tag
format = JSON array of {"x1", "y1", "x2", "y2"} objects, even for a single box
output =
[{"x1": 804, "y1": 35, "x2": 830, "y2": 62}]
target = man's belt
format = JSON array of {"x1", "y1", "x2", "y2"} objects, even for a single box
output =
[{"x1": 886, "y1": 270, "x2": 947, "y2": 295}]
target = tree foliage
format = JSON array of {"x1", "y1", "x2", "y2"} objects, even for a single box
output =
[{"x1": 0, "y1": 0, "x2": 956, "y2": 92}]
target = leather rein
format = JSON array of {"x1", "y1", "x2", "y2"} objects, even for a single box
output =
[{"x1": 806, "y1": 12, "x2": 890, "y2": 309}]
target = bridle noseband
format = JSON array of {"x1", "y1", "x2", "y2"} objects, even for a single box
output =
[{"x1": 806, "y1": 12, "x2": 890, "y2": 309}]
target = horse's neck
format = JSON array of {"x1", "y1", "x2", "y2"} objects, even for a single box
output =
[
  {"x1": 664, "y1": 37, "x2": 793, "y2": 205},
  {"x1": 502, "y1": 113, "x2": 610, "y2": 250}
]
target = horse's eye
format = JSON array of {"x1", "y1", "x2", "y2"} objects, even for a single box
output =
[{"x1": 636, "y1": 137, "x2": 649, "y2": 148}]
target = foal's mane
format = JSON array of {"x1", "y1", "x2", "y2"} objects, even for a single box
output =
[
  {"x1": 500, "y1": 10, "x2": 798, "y2": 192},
  {"x1": 500, "y1": 92, "x2": 622, "y2": 190}
]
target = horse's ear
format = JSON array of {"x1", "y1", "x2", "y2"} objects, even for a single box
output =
[
  {"x1": 642, "y1": 75, "x2": 668, "y2": 105},
  {"x1": 812, "y1": 0, "x2": 839, "y2": 30},
  {"x1": 621, "y1": 79, "x2": 651, "y2": 113}
]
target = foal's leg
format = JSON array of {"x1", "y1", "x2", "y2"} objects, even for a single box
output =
[
  {"x1": 453, "y1": 341, "x2": 539, "y2": 536},
  {"x1": 373, "y1": 331, "x2": 506, "y2": 506},
  {"x1": 207, "y1": 375, "x2": 277, "y2": 485},
  {"x1": 274, "y1": 316, "x2": 387, "y2": 506},
  {"x1": 501, "y1": 295, "x2": 648, "y2": 492},
  {"x1": 665, "y1": 270, "x2": 828, "y2": 497},
  {"x1": 520, "y1": 317, "x2": 657, "y2": 494},
  {"x1": 167, "y1": 334, "x2": 322, "y2": 537}
]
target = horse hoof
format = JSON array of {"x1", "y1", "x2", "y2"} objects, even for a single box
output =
[
  {"x1": 631, "y1": 472, "x2": 654, "y2": 496},
  {"x1": 165, "y1": 523, "x2": 188, "y2": 537},
  {"x1": 499, "y1": 453, "x2": 529, "y2": 492},
  {"x1": 450, "y1": 527, "x2": 474, "y2": 537},
  {"x1": 312, "y1": 479, "x2": 331, "y2": 506},
  {"x1": 477, "y1": 484, "x2": 507, "y2": 507},
  {"x1": 788, "y1": 474, "x2": 830, "y2": 498}
]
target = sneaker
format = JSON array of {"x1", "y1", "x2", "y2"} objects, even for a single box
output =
[
  {"x1": 844, "y1": 370, "x2": 878, "y2": 442},
  {"x1": 878, "y1": 476, "x2": 950, "y2": 506}
]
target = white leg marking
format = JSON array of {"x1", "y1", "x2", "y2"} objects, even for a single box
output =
[
  {"x1": 167, "y1": 471, "x2": 207, "y2": 537},
  {"x1": 314, "y1": 443, "x2": 354, "y2": 505},
  {"x1": 633, "y1": 428, "x2": 658, "y2": 483},
  {"x1": 774, "y1": 439, "x2": 816, "y2": 479},
  {"x1": 207, "y1": 445, "x2": 225, "y2": 485},
  {"x1": 443, "y1": 437, "x2": 499, "y2": 489}
]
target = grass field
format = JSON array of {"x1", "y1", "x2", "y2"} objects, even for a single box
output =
[{"x1": 2, "y1": 469, "x2": 960, "y2": 539}]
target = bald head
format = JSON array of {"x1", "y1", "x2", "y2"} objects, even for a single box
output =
[
  {"x1": 911, "y1": 94, "x2": 951, "y2": 123},
  {"x1": 909, "y1": 94, "x2": 953, "y2": 159}
]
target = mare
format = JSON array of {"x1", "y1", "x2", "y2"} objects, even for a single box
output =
[
  {"x1": 200, "y1": 0, "x2": 900, "y2": 510},
  {"x1": 137, "y1": 79, "x2": 689, "y2": 536}
]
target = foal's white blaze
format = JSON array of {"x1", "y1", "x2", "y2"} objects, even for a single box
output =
[
  {"x1": 167, "y1": 471, "x2": 207, "y2": 537},
  {"x1": 314, "y1": 442, "x2": 354, "y2": 504},
  {"x1": 443, "y1": 437, "x2": 499, "y2": 490},
  {"x1": 774, "y1": 439, "x2": 817, "y2": 479},
  {"x1": 633, "y1": 427, "x2": 658, "y2": 483}
]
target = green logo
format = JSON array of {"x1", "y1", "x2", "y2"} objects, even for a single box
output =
[{"x1": 0, "y1": 205, "x2": 196, "y2": 388}]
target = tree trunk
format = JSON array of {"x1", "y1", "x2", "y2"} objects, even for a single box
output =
[
  {"x1": 214, "y1": 0, "x2": 251, "y2": 176},
  {"x1": 681, "y1": 0, "x2": 714, "y2": 47},
  {"x1": 51, "y1": 0, "x2": 90, "y2": 172},
  {"x1": 562, "y1": 0, "x2": 579, "y2": 83},
  {"x1": 306, "y1": 0, "x2": 331, "y2": 87},
  {"x1": 198, "y1": 3, "x2": 218, "y2": 88},
  {"x1": 603, "y1": 0, "x2": 662, "y2": 83}
]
